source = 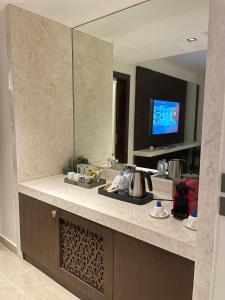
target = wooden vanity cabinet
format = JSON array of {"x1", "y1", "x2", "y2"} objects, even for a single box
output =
[
  {"x1": 19, "y1": 193, "x2": 58, "y2": 274},
  {"x1": 114, "y1": 232, "x2": 194, "y2": 300},
  {"x1": 19, "y1": 193, "x2": 113, "y2": 300},
  {"x1": 19, "y1": 193, "x2": 194, "y2": 300}
]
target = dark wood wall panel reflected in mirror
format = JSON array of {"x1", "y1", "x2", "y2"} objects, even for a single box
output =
[
  {"x1": 134, "y1": 67, "x2": 187, "y2": 150},
  {"x1": 73, "y1": 0, "x2": 208, "y2": 173}
]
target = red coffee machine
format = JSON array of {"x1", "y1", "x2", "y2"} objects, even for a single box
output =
[{"x1": 171, "y1": 179, "x2": 198, "y2": 219}]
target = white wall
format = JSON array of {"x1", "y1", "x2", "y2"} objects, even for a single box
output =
[
  {"x1": 139, "y1": 59, "x2": 200, "y2": 84},
  {"x1": 0, "y1": 11, "x2": 17, "y2": 245}
]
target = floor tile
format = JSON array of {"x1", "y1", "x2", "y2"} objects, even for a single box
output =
[
  {"x1": 35, "y1": 287, "x2": 80, "y2": 300},
  {"x1": 0, "y1": 243, "x2": 80, "y2": 299},
  {"x1": 0, "y1": 243, "x2": 11, "y2": 256},
  {"x1": 0, "y1": 251, "x2": 33, "y2": 279},
  {"x1": 10, "y1": 267, "x2": 56, "y2": 297},
  {"x1": 0, "y1": 283, "x2": 29, "y2": 300},
  {"x1": 0, "y1": 272, "x2": 8, "y2": 288}
]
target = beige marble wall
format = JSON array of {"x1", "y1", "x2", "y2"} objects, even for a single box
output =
[
  {"x1": 7, "y1": 5, "x2": 74, "y2": 182},
  {"x1": 73, "y1": 30, "x2": 113, "y2": 166},
  {"x1": 193, "y1": 0, "x2": 225, "y2": 298}
]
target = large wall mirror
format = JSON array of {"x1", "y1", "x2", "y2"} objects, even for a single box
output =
[{"x1": 73, "y1": 0, "x2": 209, "y2": 173}]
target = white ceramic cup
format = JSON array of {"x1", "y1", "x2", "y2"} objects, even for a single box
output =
[
  {"x1": 67, "y1": 172, "x2": 75, "y2": 181},
  {"x1": 73, "y1": 173, "x2": 80, "y2": 183}
]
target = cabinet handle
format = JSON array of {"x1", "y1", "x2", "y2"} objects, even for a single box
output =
[{"x1": 51, "y1": 210, "x2": 57, "y2": 218}]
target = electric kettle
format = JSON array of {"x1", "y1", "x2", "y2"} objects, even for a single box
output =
[
  {"x1": 168, "y1": 159, "x2": 189, "y2": 180},
  {"x1": 128, "y1": 169, "x2": 153, "y2": 198}
]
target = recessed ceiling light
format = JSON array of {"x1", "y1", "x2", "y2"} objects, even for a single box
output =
[{"x1": 187, "y1": 37, "x2": 197, "y2": 42}]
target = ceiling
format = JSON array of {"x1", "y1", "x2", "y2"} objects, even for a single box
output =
[
  {"x1": 0, "y1": 0, "x2": 147, "y2": 27},
  {"x1": 77, "y1": 0, "x2": 209, "y2": 64},
  {"x1": 0, "y1": 0, "x2": 209, "y2": 74},
  {"x1": 162, "y1": 50, "x2": 207, "y2": 76}
]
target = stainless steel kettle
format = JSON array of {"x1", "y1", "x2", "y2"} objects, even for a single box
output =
[
  {"x1": 168, "y1": 159, "x2": 188, "y2": 180},
  {"x1": 128, "y1": 169, "x2": 153, "y2": 198}
]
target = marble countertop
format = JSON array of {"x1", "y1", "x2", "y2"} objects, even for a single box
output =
[{"x1": 18, "y1": 174, "x2": 196, "y2": 261}]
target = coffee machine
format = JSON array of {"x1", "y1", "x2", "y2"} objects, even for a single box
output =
[{"x1": 171, "y1": 179, "x2": 198, "y2": 219}]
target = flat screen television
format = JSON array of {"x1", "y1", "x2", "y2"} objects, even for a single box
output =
[{"x1": 150, "y1": 98, "x2": 180, "y2": 136}]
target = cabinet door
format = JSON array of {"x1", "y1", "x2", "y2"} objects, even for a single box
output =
[
  {"x1": 114, "y1": 232, "x2": 194, "y2": 300},
  {"x1": 19, "y1": 193, "x2": 58, "y2": 273},
  {"x1": 56, "y1": 209, "x2": 113, "y2": 300}
]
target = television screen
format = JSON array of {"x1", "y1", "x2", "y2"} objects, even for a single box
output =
[{"x1": 151, "y1": 99, "x2": 180, "y2": 135}]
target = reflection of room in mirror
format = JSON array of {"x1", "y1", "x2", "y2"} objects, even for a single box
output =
[{"x1": 74, "y1": 0, "x2": 208, "y2": 171}]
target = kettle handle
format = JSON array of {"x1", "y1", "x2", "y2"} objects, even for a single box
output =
[{"x1": 142, "y1": 171, "x2": 153, "y2": 192}]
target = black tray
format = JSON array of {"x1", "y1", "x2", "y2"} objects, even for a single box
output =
[{"x1": 98, "y1": 187, "x2": 153, "y2": 205}]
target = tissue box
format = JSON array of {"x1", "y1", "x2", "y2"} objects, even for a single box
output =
[{"x1": 151, "y1": 175, "x2": 174, "y2": 196}]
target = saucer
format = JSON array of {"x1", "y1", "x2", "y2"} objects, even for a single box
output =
[
  {"x1": 183, "y1": 219, "x2": 197, "y2": 231},
  {"x1": 149, "y1": 209, "x2": 169, "y2": 219}
]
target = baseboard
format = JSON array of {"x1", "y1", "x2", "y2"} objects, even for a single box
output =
[{"x1": 0, "y1": 235, "x2": 17, "y2": 254}]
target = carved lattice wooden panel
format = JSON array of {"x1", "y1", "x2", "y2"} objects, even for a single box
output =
[{"x1": 60, "y1": 219, "x2": 104, "y2": 293}]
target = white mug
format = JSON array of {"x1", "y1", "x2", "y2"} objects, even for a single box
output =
[
  {"x1": 73, "y1": 173, "x2": 80, "y2": 183},
  {"x1": 67, "y1": 172, "x2": 75, "y2": 181}
]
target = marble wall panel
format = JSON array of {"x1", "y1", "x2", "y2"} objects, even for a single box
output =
[
  {"x1": 7, "y1": 5, "x2": 74, "y2": 182},
  {"x1": 193, "y1": 0, "x2": 225, "y2": 298},
  {"x1": 73, "y1": 29, "x2": 113, "y2": 166}
]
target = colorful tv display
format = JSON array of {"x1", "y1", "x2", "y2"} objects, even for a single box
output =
[{"x1": 151, "y1": 99, "x2": 180, "y2": 135}]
